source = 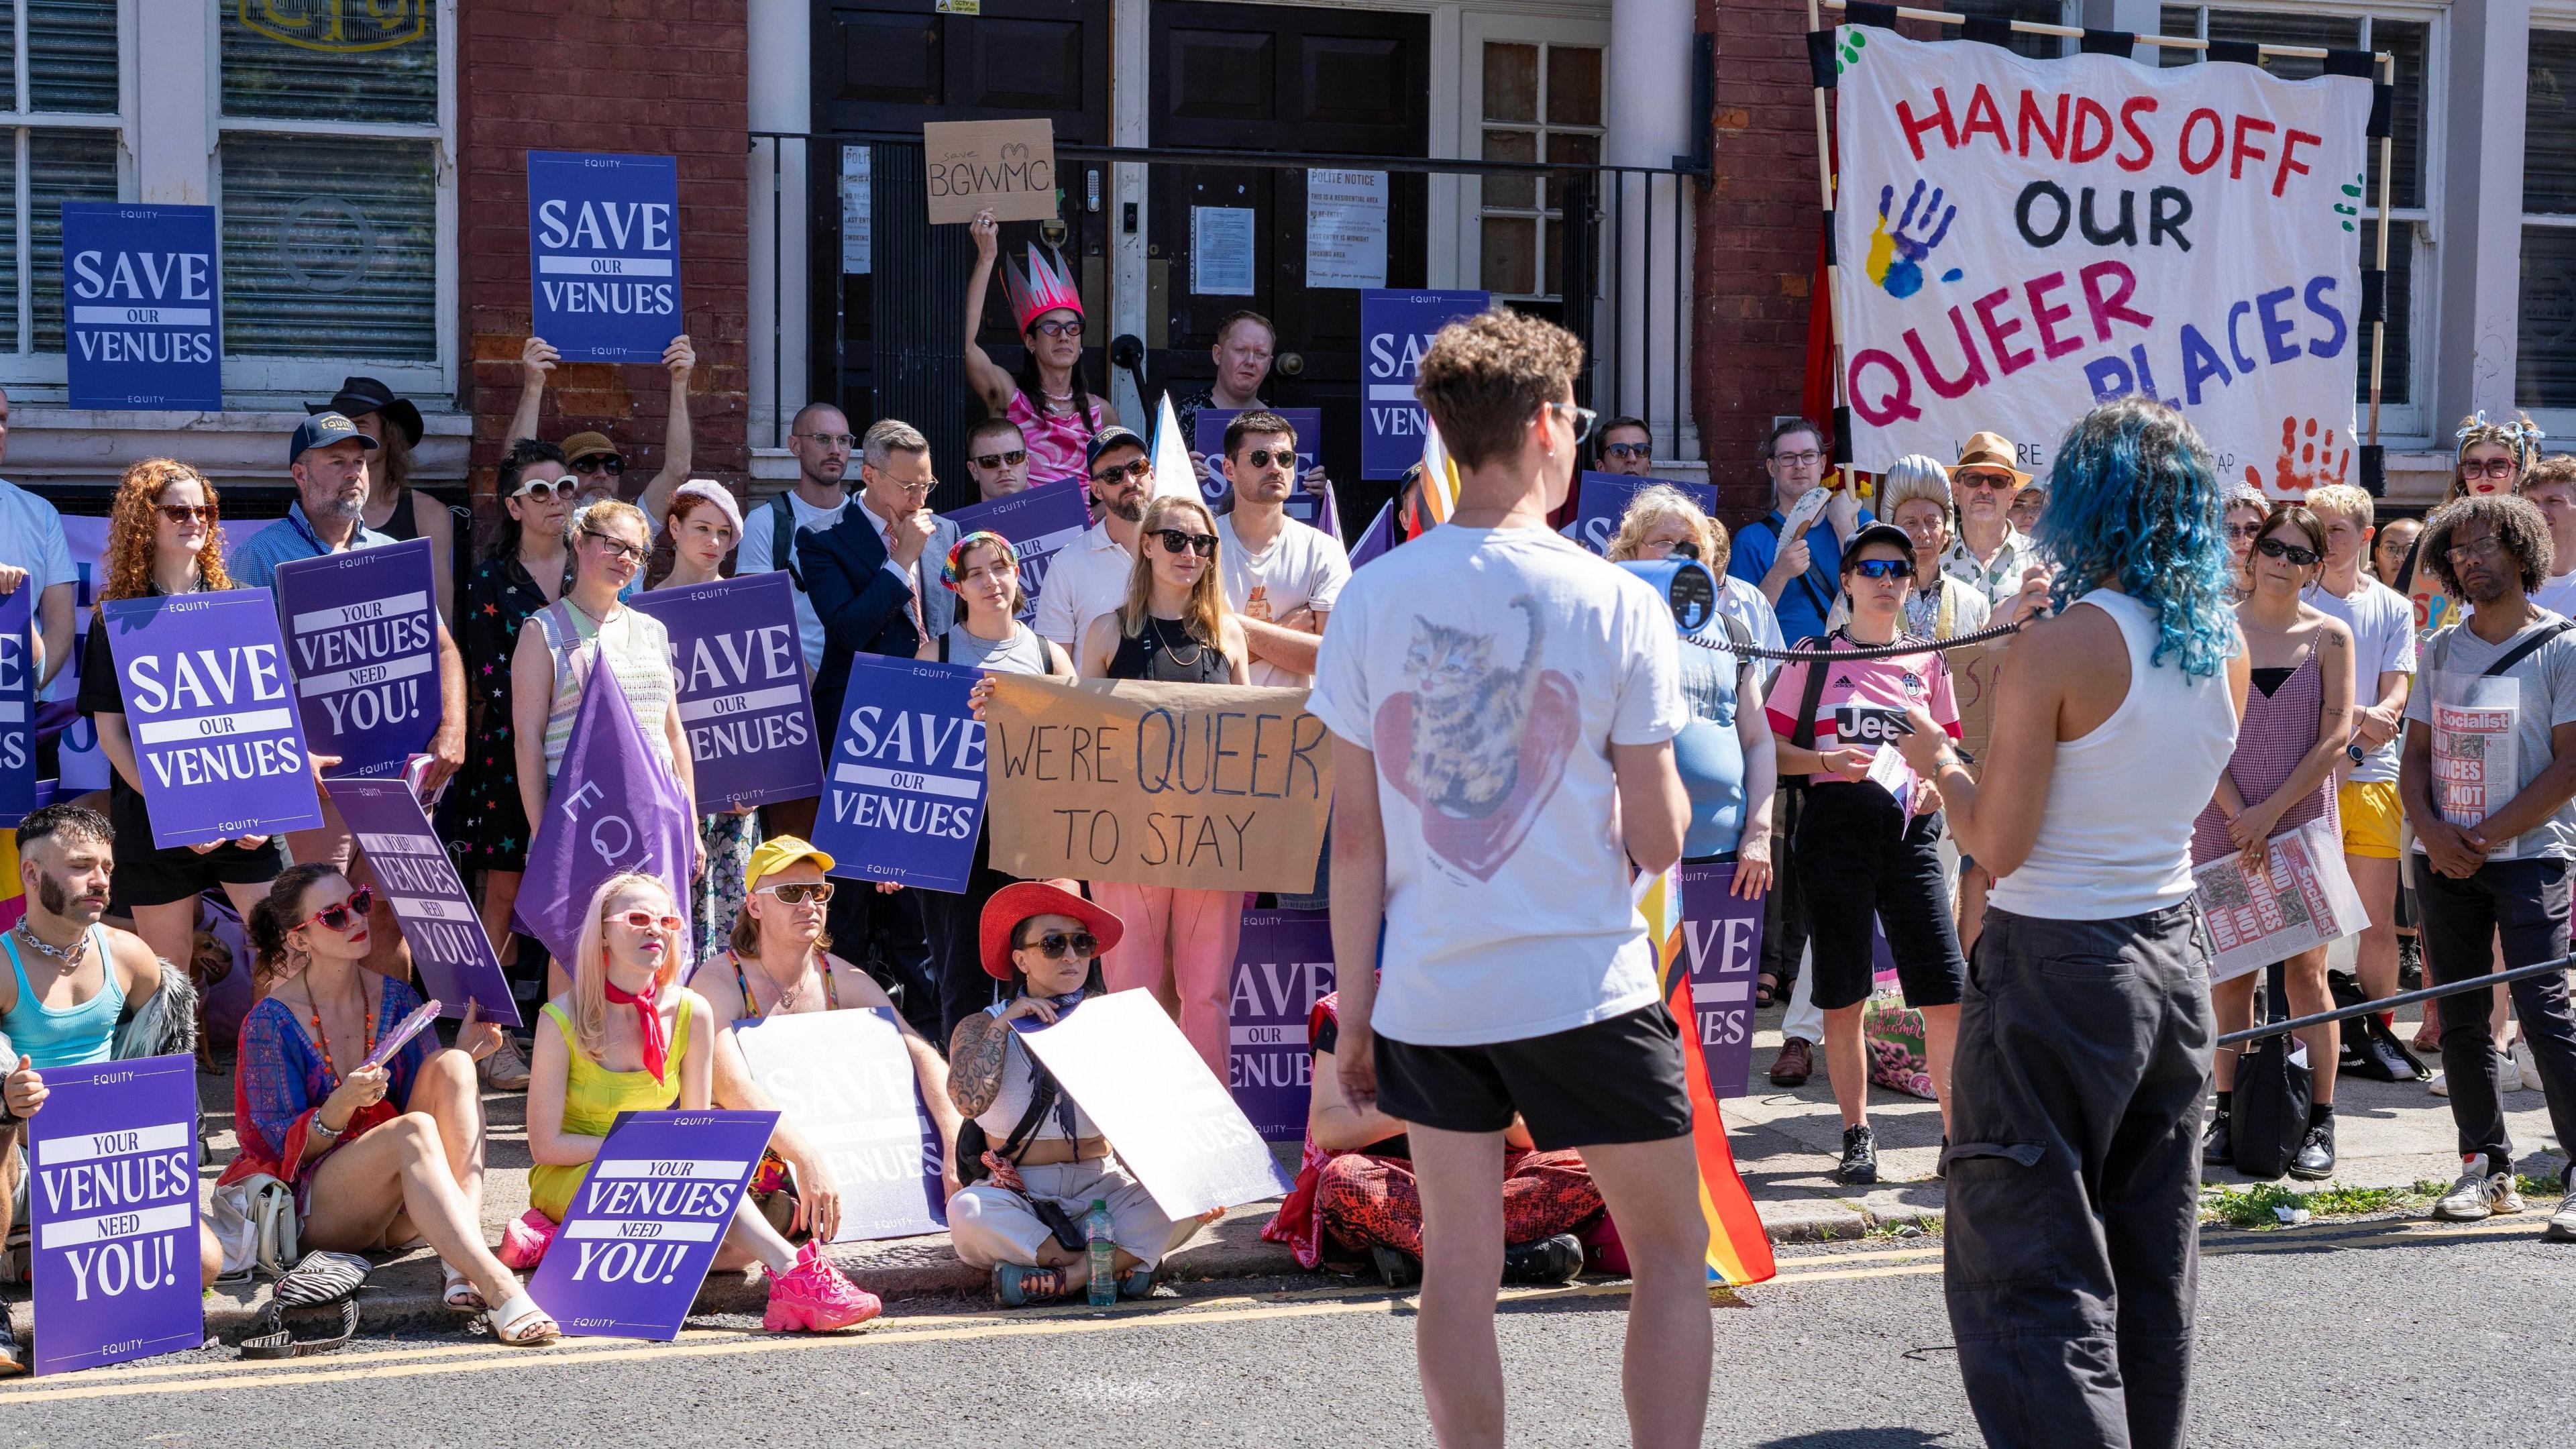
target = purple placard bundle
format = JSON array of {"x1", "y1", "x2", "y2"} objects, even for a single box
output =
[
  {"x1": 332, "y1": 775, "x2": 519, "y2": 1026},
  {"x1": 1677, "y1": 862, "x2": 1765, "y2": 1099},
  {"x1": 99, "y1": 590, "x2": 323, "y2": 847},
  {"x1": 272, "y1": 537, "x2": 441, "y2": 778},
  {"x1": 27, "y1": 1055, "x2": 202, "y2": 1375},
  {"x1": 1226, "y1": 909, "x2": 1337, "y2": 1141},
  {"x1": 632, "y1": 570, "x2": 824, "y2": 811},
  {"x1": 527, "y1": 1109, "x2": 777, "y2": 1340}
]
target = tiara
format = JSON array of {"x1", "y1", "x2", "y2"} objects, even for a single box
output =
[{"x1": 1002, "y1": 244, "x2": 1083, "y2": 335}]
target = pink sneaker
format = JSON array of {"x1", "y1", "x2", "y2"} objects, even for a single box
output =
[
  {"x1": 498, "y1": 1209, "x2": 557, "y2": 1269},
  {"x1": 763, "y1": 1241, "x2": 882, "y2": 1332}
]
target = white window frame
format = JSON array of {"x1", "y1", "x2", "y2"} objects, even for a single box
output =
[
  {"x1": 1458, "y1": 13, "x2": 1611, "y2": 304},
  {"x1": 2519, "y1": 14, "x2": 2576, "y2": 437},
  {"x1": 0, "y1": 0, "x2": 138, "y2": 387}
]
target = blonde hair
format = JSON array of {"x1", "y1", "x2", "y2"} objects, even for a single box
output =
[
  {"x1": 1605, "y1": 485, "x2": 1715, "y2": 564},
  {"x1": 2304, "y1": 483, "x2": 2375, "y2": 530},
  {"x1": 2522, "y1": 454, "x2": 2576, "y2": 498},
  {"x1": 2453, "y1": 411, "x2": 2544, "y2": 501},
  {"x1": 1120, "y1": 494, "x2": 1232, "y2": 652},
  {"x1": 569, "y1": 872, "x2": 680, "y2": 1065},
  {"x1": 1877, "y1": 455, "x2": 1954, "y2": 523}
]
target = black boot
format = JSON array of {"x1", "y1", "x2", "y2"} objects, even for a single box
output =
[
  {"x1": 1500, "y1": 1233, "x2": 1585, "y2": 1286},
  {"x1": 1838, "y1": 1124, "x2": 1879, "y2": 1185},
  {"x1": 1370, "y1": 1246, "x2": 1421, "y2": 1289},
  {"x1": 2201, "y1": 1110, "x2": 2235, "y2": 1168},
  {"x1": 2289, "y1": 1111, "x2": 2337, "y2": 1181}
]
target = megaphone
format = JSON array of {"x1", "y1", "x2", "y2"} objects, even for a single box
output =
[{"x1": 1619, "y1": 559, "x2": 1721, "y2": 637}]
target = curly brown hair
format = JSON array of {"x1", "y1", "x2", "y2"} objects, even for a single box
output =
[
  {"x1": 1413, "y1": 309, "x2": 1586, "y2": 470},
  {"x1": 101, "y1": 458, "x2": 231, "y2": 601},
  {"x1": 2420, "y1": 494, "x2": 2555, "y2": 598}
]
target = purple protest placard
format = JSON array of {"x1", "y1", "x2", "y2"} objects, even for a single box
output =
[
  {"x1": 332, "y1": 776, "x2": 519, "y2": 1026},
  {"x1": 1227, "y1": 909, "x2": 1336, "y2": 1141},
  {"x1": 99, "y1": 590, "x2": 323, "y2": 847},
  {"x1": 733, "y1": 1009, "x2": 945, "y2": 1241},
  {"x1": 27, "y1": 1054, "x2": 202, "y2": 1375},
  {"x1": 1348, "y1": 502, "x2": 1396, "y2": 572},
  {"x1": 632, "y1": 571, "x2": 823, "y2": 812},
  {"x1": 0, "y1": 584, "x2": 33, "y2": 825},
  {"x1": 1677, "y1": 862, "x2": 1764, "y2": 1099},
  {"x1": 1569, "y1": 473, "x2": 1720, "y2": 556},
  {"x1": 811, "y1": 654, "x2": 984, "y2": 893},
  {"x1": 943, "y1": 484, "x2": 1090, "y2": 626},
  {"x1": 526, "y1": 1109, "x2": 776, "y2": 1340},
  {"x1": 1191, "y1": 406, "x2": 1325, "y2": 513},
  {"x1": 272, "y1": 537, "x2": 441, "y2": 779},
  {"x1": 515, "y1": 669, "x2": 698, "y2": 970}
]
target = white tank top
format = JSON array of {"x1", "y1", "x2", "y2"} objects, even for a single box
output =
[{"x1": 1988, "y1": 588, "x2": 2239, "y2": 921}]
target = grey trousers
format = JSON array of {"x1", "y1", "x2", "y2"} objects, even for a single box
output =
[{"x1": 1944, "y1": 903, "x2": 2212, "y2": 1449}]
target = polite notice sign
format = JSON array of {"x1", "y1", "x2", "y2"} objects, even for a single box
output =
[
  {"x1": 733, "y1": 1009, "x2": 945, "y2": 1241},
  {"x1": 333, "y1": 776, "x2": 519, "y2": 1026},
  {"x1": 529, "y1": 1110, "x2": 776, "y2": 1340},
  {"x1": 812, "y1": 655, "x2": 985, "y2": 892},
  {"x1": 1305, "y1": 169, "x2": 1389, "y2": 289},
  {"x1": 61, "y1": 203, "x2": 221, "y2": 411},
  {"x1": 527, "y1": 151, "x2": 682, "y2": 363},
  {"x1": 1227, "y1": 910, "x2": 1336, "y2": 1141},
  {"x1": 273, "y1": 538, "x2": 440, "y2": 780},
  {"x1": 28, "y1": 1055, "x2": 202, "y2": 1375},
  {"x1": 0, "y1": 585, "x2": 32, "y2": 826},
  {"x1": 99, "y1": 590, "x2": 323, "y2": 848},
  {"x1": 1360, "y1": 290, "x2": 1489, "y2": 478},
  {"x1": 633, "y1": 572, "x2": 824, "y2": 812},
  {"x1": 922, "y1": 119, "x2": 1057, "y2": 225},
  {"x1": 943, "y1": 484, "x2": 1091, "y2": 626},
  {"x1": 1677, "y1": 863, "x2": 1764, "y2": 1099}
]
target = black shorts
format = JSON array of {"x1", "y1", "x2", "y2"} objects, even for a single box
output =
[
  {"x1": 1373, "y1": 1002, "x2": 1693, "y2": 1150},
  {"x1": 107, "y1": 785, "x2": 288, "y2": 910},
  {"x1": 1791, "y1": 781, "x2": 1966, "y2": 1012}
]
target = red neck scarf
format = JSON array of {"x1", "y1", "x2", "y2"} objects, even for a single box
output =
[{"x1": 602, "y1": 975, "x2": 669, "y2": 1080}]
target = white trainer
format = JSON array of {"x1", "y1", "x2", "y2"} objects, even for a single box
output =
[
  {"x1": 2432, "y1": 1153, "x2": 2525, "y2": 1222},
  {"x1": 2512, "y1": 1040, "x2": 2541, "y2": 1093},
  {"x1": 479, "y1": 1031, "x2": 533, "y2": 1091},
  {"x1": 2548, "y1": 1186, "x2": 2576, "y2": 1242}
]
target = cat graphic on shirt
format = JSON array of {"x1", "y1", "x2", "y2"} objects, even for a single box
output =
[{"x1": 1376, "y1": 596, "x2": 1584, "y2": 880}]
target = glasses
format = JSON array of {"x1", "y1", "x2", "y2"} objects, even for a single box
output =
[
  {"x1": 1772, "y1": 449, "x2": 1824, "y2": 468},
  {"x1": 1091, "y1": 458, "x2": 1152, "y2": 484},
  {"x1": 1031, "y1": 319, "x2": 1084, "y2": 340},
  {"x1": 157, "y1": 504, "x2": 214, "y2": 525},
  {"x1": 297, "y1": 885, "x2": 375, "y2": 934},
  {"x1": 1602, "y1": 441, "x2": 1652, "y2": 461},
  {"x1": 613, "y1": 909, "x2": 686, "y2": 934},
  {"x1": 1014, "y1": 930, "x2": 1099, "y2": 960},
  {"x1": 1851, "y1": 557, "x2": 1915, "y2": 580},
  {"x1": 797, "y1": 431, "x2": 859, "y2": 450},
  {"x1": 1240, "y1": 448, "x2": 1296, "y2": 470},
  {"x1": 2447, "y1": 535, "x2": 2509, "y2": 563},
  {"x1": 756, "y1": 881, "x2": 836, "y2": 906},
  {"x1": 1153, "y1": 529, "x2": 1218, "y2": 557},
  {"x1": 2224, "y1": 522, "x2": 2266, "y2": 541},
  {"x1": 572, "y1": 455, "x2": 625, "y2": 476},
  {"x1": 2459, "y1": 459, "x2": 2518, "y2": 481},
  {"x1": 511, "y1": 477, "x2": 578, "y2": 501},
  {"x1": 971, "y1": 449, "x2": 1029, "y2": 471},
  {"x1": 1955, "y1": 470, "x2": 2019, "y2": 490},
  {"x1": 582, "y1": 528, "x2": 649, "y2": 565},
  {"x1": 883, "y1": 476, "x2": 936, "y2": 495},
  {"x1": 2254, "y1": 537, "x2": 2321, "y2": 567},
  {"x1": 1651, "y1": 539, "x2": 1701, "y2": 561},
  {"x1": 1544, "y1": 402, "x2": 1597, "y2": 443}
]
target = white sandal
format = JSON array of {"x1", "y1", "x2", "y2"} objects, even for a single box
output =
[
  {"x1": 487, "y1": 1291, "x2": 559, "y2": 1346},
  {"x1": 442, "y1": 1265, "x2": 487, "y2": 1313}
]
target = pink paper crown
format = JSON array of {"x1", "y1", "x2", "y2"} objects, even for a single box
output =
[{"x1": 1003, "y1": 244, "x2": 1083, "y2": 334}]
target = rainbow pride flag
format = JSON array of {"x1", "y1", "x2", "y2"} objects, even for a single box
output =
[{"x1": 1637, "y1": 867, "x2": 1777, "y2": 1287}]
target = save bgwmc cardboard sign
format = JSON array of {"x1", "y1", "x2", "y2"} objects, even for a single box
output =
[{"x1": 1829, "y1": 25, "x2": 2371, "y2": 489}]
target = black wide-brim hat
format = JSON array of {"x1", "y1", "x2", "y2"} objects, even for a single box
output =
[{"x1": 307, "y1": 376, "x2": 423, "y2": 448}]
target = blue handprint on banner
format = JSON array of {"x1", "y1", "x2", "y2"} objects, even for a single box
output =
[{"x1": 1865, "y1": 180, "x2": 1958, "y2": 300}]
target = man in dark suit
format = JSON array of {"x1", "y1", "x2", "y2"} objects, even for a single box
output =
[{"x1": 796, "y1": 417, "x2": 959, "y2": 1037}]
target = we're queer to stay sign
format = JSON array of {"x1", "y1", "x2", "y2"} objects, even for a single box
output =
[
  {"x1": 99, "y1": 590, "x2": 323, "y2": 847},
  {"x1": 527, "y1": 151, "x2": 683, "y2": 362},
  {"x1": 60, "y1": 203, "x2": 221, "y2": 411}
]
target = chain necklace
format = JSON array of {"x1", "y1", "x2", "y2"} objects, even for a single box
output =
[
  {"x1": 751, "y1": 950, "x2": 813, "y2": 1017},
  {"x1": 11, "y1": 920, "x2": 88, "y2": 967},
  {"x1": 1148, "y1": 615, "x2": 1205, "y2": 667}
]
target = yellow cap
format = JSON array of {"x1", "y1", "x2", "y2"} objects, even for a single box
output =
[{"x1": 744, "y1": 835, "x2": 835, "y2": 896}]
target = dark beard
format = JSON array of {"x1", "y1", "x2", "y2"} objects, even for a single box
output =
[
  {"x1": 35, "y1": 873, "x2": 102, "y2": 923},
  {"x1": 1107, "y1": 494, "x2": 1145, "y2": 524}
]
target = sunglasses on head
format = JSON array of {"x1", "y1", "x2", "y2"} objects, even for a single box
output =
[
  {"x1": 1851, "y1": 557, "x2": 1915, "y2": 580},
  {"x1": 157, "y1": 504, "x2": 214, "y2": 525},
  {"x1": 1092, "y1": 457, "x2": 1152, "y2": 484},
  {"x1": 1238, "y1": 448, "x2": 1296, "y2": 470},
  {"x1": 2255, "y1": 537, "x2": 2321, "y2": 567},
  {"x1": 756, "y1": 881, "x2": 835, "y2": 906},
  {"x1": 614, "y1": 908, "x2": 686, "y2": 934},
  {"x1": 972, "y1": 449, "x2": 1029, "y2": 471},
  {"x1": 1153, "y1": 528, "x2": 1218, "y2": 557},
  {"x1": 1014, "y1": 930, "x2": 1099, "y2": 961},
  {"x1": 512, "y1": 477, "x2": 578, "y2": 501},
  {"x1": 572, "y1": 454, "x2": 625, "y2": 476},
  {"x1": 297, "y1": 885, "x2": 375, "y2": 934}
]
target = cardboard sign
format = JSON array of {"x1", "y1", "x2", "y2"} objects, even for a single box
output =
[
  {"x1": 1949, "y1": 634, "x2": 2012, "y2": 763},
  {"x1": 527, "y1": 150, "x2": 683, "y2": 363},
  {"x1": 28, "y1": 1055, "x2": 202, "y2": 1375},
  {"x1": 528, "y1": 1110, "x2": 777, "y2": 1340},
  {"x1": 983, "y1": 674, "x2": 1332, "y2": 895},
  {"x1": 1359, "y1": 289, "x2": 1489, "y2": 478},
  {"x1": 733, "y1": 1009, "x2": 945, "y2": 1241},
  {"x1": 1191, "y1": 407, "x2": 1325, "y2": 512},
  {"x1": 332, "y1": 776, "x2": 519, "y2": 1026},
  {"x1": 0, "y1": 585, "x2": 32, "y2": 826},
  {"x1": 1227, "y1": 909, "x2": 1336, "y2": 1141},
  {"x1": 1014, "y1": 991, "x2": 1293, "y2": 1217},
  {"x1": 813, "y1": 655, "x2": 986, "y2": 892},
  {"x1": 1676, "y1": 863, "x2": 1764, "y2": 1099},
  {"x1": 923, "y1": 119, "x2": 1058, "y2": 225},
  {"x1": 633, "y1": 572, "x2": 824, "y2": 812},
  {"x1": 1569, "y1": 473, "x2": 1722, "y2": 556},
  {"x1": 942, "y1": 485, "x2": 1091, "y2": 626},
  {"x1": 61, "y1": 203, "x2": 222, "y2": 411},
  {"x1": 273, "y1": 537, "x2": 441, "y2": 780},
  {"x1": 99, "y1": 590, "x2": 323, "y2": 848}
]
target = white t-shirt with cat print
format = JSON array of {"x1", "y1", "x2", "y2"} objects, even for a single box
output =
[{"x1": 1309, "y1": 523, "x2": 1688, "y2": 1046}]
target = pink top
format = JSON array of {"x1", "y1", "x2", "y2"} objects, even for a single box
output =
[
  {"x1": 1006, "y1": 390, "x2": 1099, "y2": 487},
  {"x1": 2189, "y1": 649, "x2": 2336, "y2": 866},
  {"x1": 1765, "y1": 633, "x2": 1962, "y2": 800}
]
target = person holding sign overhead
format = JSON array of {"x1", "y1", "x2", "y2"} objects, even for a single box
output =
[
  {"x1": 506, "y1": 333, "x2": 699, "y2": 521},
  {"x1": 964, "y1": 211, "x2": 1118, "y2": 488}
]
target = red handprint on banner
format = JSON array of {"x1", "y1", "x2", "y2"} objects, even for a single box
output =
[{"x1": 2245, "y1": 416, "x2": 2353, "y2": 502}]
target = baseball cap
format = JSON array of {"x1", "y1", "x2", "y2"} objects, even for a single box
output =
[
  {"x1": 1083, "y1": 426, "x2": 1147, "y2": 472},
  {"x1": 744, "y1": 835, "x2": 836, "y2": 896},
  {"x1": 289, "y1": 411, "x2": 380, "y2": 465},
  {"x1": 1841, "y1": 521, "x2": 1919, "y2": 571},
  {"x1": 561, "y1": 431, "x2": 619, "y2": 467}
]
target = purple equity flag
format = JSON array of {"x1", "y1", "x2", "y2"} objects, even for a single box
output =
[
  {"x1": 942, "y1": 484, "x2": 1090, "y2": 626},
  {"x1": 1348, "y1": 502, "x2": 1397, "y2": 572},
  {"x1": 631, "y1": 571, "x2": 823, "y2": 812},
  {"x1": 1226, "y1": 909, "x2": 1336, "y2": 1141},
  {"x1": 272, "y1": 537, "x2": 441, "y2": 779},
  {"x1": 1676, "y1": 862, "x2": 1764, "y2": 1099},
  {"x1": 811, "y1": 654, "x2": 984, "y2": 893},
  {"x1": 1, "y1": 583, "x2": 34, "y2": 825},
  {"x1": 733, "y1": 1009, "x2": 945, "y2": 1241},
  {"x1": 332, "y1": 775, "x2": 519, "y2": 1026},
  {"x1": 515, "y1": 667, "x2": 698, "y2": 970},
  {"x1": 99, "y1": 590, "x2": 323, "y2": 848},
  {"x1": 27, "y1": 1054, "x2": 203, "y2": 1375},
  {"x1": 526, "y1": 1109, "x2": 777, "y2": 1340},
  {"x1": 1569, "y1": 473, "x2": 1720, "y2": 556}
]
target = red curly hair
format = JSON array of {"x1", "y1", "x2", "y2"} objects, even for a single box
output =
[{"x1": 101, "y1": 458, "x2": 231, "y2": 602}]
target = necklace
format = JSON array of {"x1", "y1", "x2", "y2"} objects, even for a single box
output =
[
  {"x1": 12, "y1": 920, "x2": 88, "y2": 967},
  {"x1": 751, "y1": 951, "x2": 813, "y2": 1017},
  {"x1": 1147, "y1": 614, "x2": 1205, "y2": 667},
  {"x1": 304, "y1": 973, "x2": 376, "y2": 1085}
]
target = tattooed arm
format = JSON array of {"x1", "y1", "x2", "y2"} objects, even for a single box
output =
[{"x1": 947, "y1": 1012, "x2": 1014, "y2": 1118}]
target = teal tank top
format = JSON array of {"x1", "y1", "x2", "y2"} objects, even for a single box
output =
[{"x1": 1, "y1": 926, "x2": 124, "y2": 1069}]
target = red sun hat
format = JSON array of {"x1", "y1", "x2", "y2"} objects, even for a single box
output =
[{"x1": 978, "y1": 879, "x2": 1125, "y2": 981}]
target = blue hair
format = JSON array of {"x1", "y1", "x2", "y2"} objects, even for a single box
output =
[{"x1": 2035, "y1": 398, "x2": 2239, "y2": 680}]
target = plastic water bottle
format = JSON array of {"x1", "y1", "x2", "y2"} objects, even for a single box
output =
[{"x1": 1085, "y1": 1198, "x2": 1118, "y2": 1307}]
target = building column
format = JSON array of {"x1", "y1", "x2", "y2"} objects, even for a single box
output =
[
  {"x1": 747, "y1": 0, "x2": 812, "y2": 455},
  {"x1": 131, "y1": 0, "x2": 209, "y2": 203},
  {"x1": 2436, "y1": 0, "x2": 2530, "y2": 429},
  {"x1": 1109, "y1": 0, "x2": 1150, "y2": 427},
  {"x1": 1604, "y1": 0, "x2": 1697, "y2": 458}
]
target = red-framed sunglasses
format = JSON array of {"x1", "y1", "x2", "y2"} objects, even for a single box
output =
[{"x1": 297, "y1": 885, "x2": 374, "y2": 933}]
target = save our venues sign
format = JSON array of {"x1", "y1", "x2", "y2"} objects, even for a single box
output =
[
  {"x1": 1359, "y1": 290, "x2": 1489, "y2": 479},
  {"x1": 632, "y1": 571, "x2": 824, "y2": 812},
  {"x1": 1829, "y1": 25, "x2": 2371, "y2": 486},
  {"x1": 99, "y1": 590, "x2": 323, "y2": 847},
  {"x1": 527, "y1": 150, "x2": 682, "y2": 363},
  {"x1": 60, "y1": 203, "x2": 222, "y2": 411}
]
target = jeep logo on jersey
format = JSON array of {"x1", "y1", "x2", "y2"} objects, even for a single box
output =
[
  {"x1": 236, "y1": 0, "x2": 428, "y2": 53},
  {"x1": 1835, "y1": 704, "x2": 1913, "y2": 744}
]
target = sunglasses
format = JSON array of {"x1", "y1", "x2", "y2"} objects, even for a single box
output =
[
  {"x1": 1664, "y1": 539, "x2": 1702, "y2": 561},
  {"x1": 571, "y1": 454, "x2": 625, "y2": 476},
  {"x1": 512, "y1": 478, "x2": 578, "y2": 501},
  {"x1": 2254, "y1": 537, "x2": 2321, "y2": 567},
  {"x1": 613, "y1": 909, "x2": 686, "y2": 934},
  {"x1": 1031, "y1": 319, "x2": 1084, "y2": 339},
  {"x1": 582, "y1": 527, "x2": 649, "y2": 564},
  {"x1": 971, "y1": 449, "x2": 1029, "y2": 470},
  {"x1": 1851, "y1": 557, "x2": 1915, "y2": 580},
  {"x1": 2224, "y1": 522, "x2": 2266, "y2": 541},
  {"x1": 1955, "y1": 470, "x2": 2020, "y2": 490},
  {"x1": 1014, "y1": 930, "x2": 1099, "y2": 960},
  {"x1": 157, "y1": 504, "x2": 215, "y2": 525},
  {"x1": 297, "y1": 885, "x2": 375, "y2": 934},
  {"x1": 1153, "y1": 529, "x2": 1218, "y2": 557},
  {"x1": 1091, "y1": 458, "x2": 1152, "y2": 484},
  {"x1": 2459, "y1": 459, "x2": 2518, "y2": 480},
  {"x1": 756, "y1": 881, "x2": 835, "y2": 906},
  {"x1": 1238, "y1": 448, "x2": 1296, "y2": 470},
  {"x1": 1601, "y1": 441, "x2": 1651, "y2": 460}
]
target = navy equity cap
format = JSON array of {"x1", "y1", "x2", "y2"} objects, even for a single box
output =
[
  {"x1": 290, "y1": 411, "x2": 380, "y2": 465},
  {"x1": 1083, "y1": 426, "x2": 1147, "y2": 471}
]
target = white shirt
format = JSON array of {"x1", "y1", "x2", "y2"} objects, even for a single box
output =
[
  {"x1": 1309, "y1": 525, "x2": 1688, "y2": 1046},
  {"x1": 737, "y1": 487, "x2": 849, "y2": 672},
  {"x1": 2302, "y1": 572, "x2": 2416, "y2": 784},
  {"x1": 0, "y1": 478, "x2": 74, "y2": 700},
  {"x1": 1217, "y1": 511, "x2": 1351, "y2": 688},
  {"x1": 1941, "y1": 524, "x2": 2046, "y2": 609},
  {"x1": 1034, "y1": 522, "x2": 1138, "y2": 654},
  {"x1": 2533, "y1": 570, "x2": 2576, "y2": 621},
  {"x1": 1715, "y1": 574, "x2": 1784, "y2": 688}
]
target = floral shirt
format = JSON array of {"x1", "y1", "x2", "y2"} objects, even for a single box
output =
[{"x1": 449, "y1": 552, "x2": 557, "y2": 867}]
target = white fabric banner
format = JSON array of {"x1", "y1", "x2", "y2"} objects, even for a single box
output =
[{"x1": 1830, "y1": 25, "x2": 2372, "y2": 490}]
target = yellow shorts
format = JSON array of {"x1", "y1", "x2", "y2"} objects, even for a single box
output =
[{"x1": 2339, "y1": 779, "x2": 2403, "y2": 860}]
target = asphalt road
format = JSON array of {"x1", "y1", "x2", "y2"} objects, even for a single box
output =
[{"x1": 3, "y1": 1214, "x2": 2569, "y2": 1448}]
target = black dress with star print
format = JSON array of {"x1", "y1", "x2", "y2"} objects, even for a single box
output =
[{"x1": 447, "y1": 553, "x2": 555, "y2": 871}]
